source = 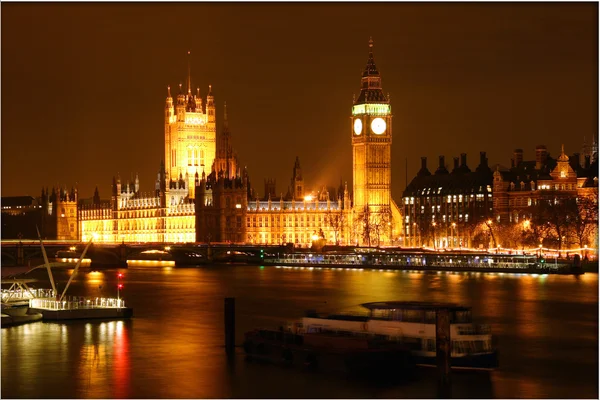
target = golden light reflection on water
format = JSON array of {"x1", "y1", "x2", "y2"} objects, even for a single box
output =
[{"x1": 2, "y1": 267, "x2": 597, "y2": 399}]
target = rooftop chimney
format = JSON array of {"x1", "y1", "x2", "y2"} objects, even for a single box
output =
[
  {"x1": 417, "y1": 157, "x2": 431, "y2": 177},
  {"x1": 535, "y1": 145, "x2": 547, "y2": 170},
  {"x1": 452, "y1": 157, "x2": 459, "y2": 173},
  {"x1": 459, "y1": 153, "x2": 471, "y2": 173},
  {"x1": 435, "y1": 156, "x2": 449, "y2": 175},
  {"x1": 480, "y1": 151, "x2": 487, "y2": 167},
  {"x1": 514, "y1": 149, "x2": 523, "y2": 167}
]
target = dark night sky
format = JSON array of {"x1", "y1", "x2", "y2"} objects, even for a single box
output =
[{"x1": 2, "y1": 3, "x2": 598, "y2": 202}]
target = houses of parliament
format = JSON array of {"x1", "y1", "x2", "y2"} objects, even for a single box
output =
[{"x1": 78, "y1": 41, "x2": 402, "y2": 246}]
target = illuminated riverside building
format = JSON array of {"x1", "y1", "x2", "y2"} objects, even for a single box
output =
[
  {"x1": 241, "y1": 160, "x2": 352, "y2": 246},
  {"x1": 79, "y1": 164, "x2": 196, "y2": 243},
  {"x1": 81, "y1": 41, "x2": 404, "y2": 246},
  {"x1": 493, "y1": 145, "x2": 598, "y2": 221},
  {"x1": 79, "y1": 64, "x2": 212, "y2": 243},
  {"x1": 493, "y1": 144, "x2": 598, "y2": 246},
  {"x1": 196, "y1": 39, "x2": 401, "y2": 247},
  {"x1": 402, "y1": 153, "x2": 494, "y2": 248}
]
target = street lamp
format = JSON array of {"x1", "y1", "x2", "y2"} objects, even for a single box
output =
[
  {"x1": 451, "y1": 222, "x2": 457, "y2": 249},
  {"x1": 432, "y1": 222, "x2": 437, "y2": 250},
  {"x1": 412, "y1": 222, "x2": 417, "y2": 248}
]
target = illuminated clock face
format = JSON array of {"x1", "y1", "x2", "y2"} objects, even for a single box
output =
[
  {"x1": 353, "y1": 118, "x2": 363, "y2": 135},
  {"x1": 371, "y1": 118, "x2": 386, "y2": 135}
]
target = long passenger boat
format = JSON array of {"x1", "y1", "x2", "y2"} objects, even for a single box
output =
[
  {"x1": 266, "y1": 250, "x2": 582, "y2": 275},
  {"x1": 297, "y1": 301, "x2": 498, "y2": 371}
]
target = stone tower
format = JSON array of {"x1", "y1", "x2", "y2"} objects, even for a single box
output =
[
  {"x1": 291, "y1": 156, "x2": 304, "y2": 200},
  {"x1": 164, "y1": 52, "x2": 216, "y2": 199},
  {"x1": 42, "y1": 186, "x2": 78, "y2": 240},
  {"x1": 351, "y1": 38, "x2": 393, "y2": 236}
]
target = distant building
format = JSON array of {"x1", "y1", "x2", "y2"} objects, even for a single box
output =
[
  {"x1": 492, "y1": 144, "x2": 598, "y2": 223},
  {"x1": 1, "y1": 196, "x2": 42, "y2": 239},
  {"x1": 402, "y1": 152, "x2": 494, "y2": 248},
  {"x1": 493, "y1": 144, "x2": 598, "y2": 248}
]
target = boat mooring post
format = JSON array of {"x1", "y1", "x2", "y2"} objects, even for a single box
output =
[
  {"x1": 436, "y1": 307, "x2": 452, "y2": 398},
  {"x1": 224, "y1": 297, "x2": 235, "y2": 358}
]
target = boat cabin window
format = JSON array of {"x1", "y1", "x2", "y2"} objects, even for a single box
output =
[
  {"x1": 401, "y1": 309, "x2": 425, "y2": 322},
  {"x1": 372, "y1": 309, "x2": 392, "y2": 319},
  {"x1": 452, "y1": 311, "x2": 472, "y2": 323},
  {"x1": 424, "y1": 311, "x2": 436, "y2": 323}
]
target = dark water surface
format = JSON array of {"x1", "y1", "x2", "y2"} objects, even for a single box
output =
[{"x1": 1, "y1": 265, "x2": 598, "y2": 399}]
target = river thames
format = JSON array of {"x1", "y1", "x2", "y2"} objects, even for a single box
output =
[{"x1": 1, "y1": 265, "x2": 598, "y2": 398}]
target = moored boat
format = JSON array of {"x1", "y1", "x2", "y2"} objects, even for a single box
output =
[
  {"x1": 300, "y1": 301, "x2": 498, "y2": 371},
  {"x1": 243, "y1": 327, "x2": 415, "y2": 377},
  {"x1": 1, "y1": 304, "x2": 43, "y2": 327}
]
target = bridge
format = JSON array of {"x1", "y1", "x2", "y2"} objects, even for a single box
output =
[{"x1": 0, "y1": 240, "x2": 288, "y2": 267}]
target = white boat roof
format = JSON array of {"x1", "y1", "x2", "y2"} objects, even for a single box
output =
[{"x1": 361, "y1": 301, "x2": 471, "y2": 312}]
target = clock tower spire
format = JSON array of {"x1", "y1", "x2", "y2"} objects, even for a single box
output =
[{"x1": 351, "y1": 38, "x2": 394, "y2": 245}]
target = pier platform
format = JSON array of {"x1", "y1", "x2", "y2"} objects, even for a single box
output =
[{"x1": 29, "y1": 297, "x2": 133, "y2": 320}]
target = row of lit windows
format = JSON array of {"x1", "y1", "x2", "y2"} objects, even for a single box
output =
[
  {"x1": 248, "y1": 232, "x2": 344, "y2": 245},
  {"x1": 80, "y1": 209, "x2": 111, "y2": 219},
  {"x1": 539, "y1": 183, "x2": 576, "y2": 191},
  {"x1": 187, "y1": 147, "x2": 205, "y2": 167},
  {"x1": 246, "y1": 214, "x2": 332, "y2": 227},
  {"x1": 119, "y1": 210, "x2": 159, "y2": 219},
  {"x1": 1, "y1": 205, "x2": 42, "y2": 209},
  {"x1": 415, "y1": 185, "x2": 493, "y2": 197},
  {"x1": 509, "y1": 183, "x2": 578, "y2": 191},
  {"x1": 250, "y1": 215, "x2": 327, "y2": 223},
  {"x1": 405, "y1": 213, "x2": 471, "y2": 224},
  {"x1": 404, "y1": 193, "x2": 491, "y2": 205},
  {"x1": 508, "y1": 198, "x2": 533, "y2": 207}
]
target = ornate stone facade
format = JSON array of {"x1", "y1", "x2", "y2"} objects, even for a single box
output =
[
  {"x1": 350, "y1": 38, "x2": 401, "y2": 246},
  {"x1": 164, "y1": 55, "x2": 216, "y2": 200},
  {"x1": 80, "y1": 42, "x2": 406, "y2": 246}
]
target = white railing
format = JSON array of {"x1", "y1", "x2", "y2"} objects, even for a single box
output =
[
  {"x1": 1, "y1": 288, "x2": 55, "y2": 301},
  {"x1": 30, "y1": 296, "x2": 126, "y2": 310}
]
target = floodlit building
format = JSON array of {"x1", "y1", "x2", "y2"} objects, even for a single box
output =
[
  {"x1": 79, "y1": 62, "x2": 210, "y2": 243},
  {"x1": 402, "y1": 152, "x2": 494, "y2": 248},
  {"x1": 79, "y1": 41, "x2": 403, "y2": 245}
]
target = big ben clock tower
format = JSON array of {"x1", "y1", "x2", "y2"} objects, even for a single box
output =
[{"x1": 352, "y1": 38, "x2": 394, "y2": 245}]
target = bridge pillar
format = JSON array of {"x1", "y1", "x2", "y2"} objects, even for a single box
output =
[
  {"x1": 16, "y1": 241, "x2": 24, "y2": 266},
  {"x1": 119, "y1": 243, "x2": 128, "y2": 267}
]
